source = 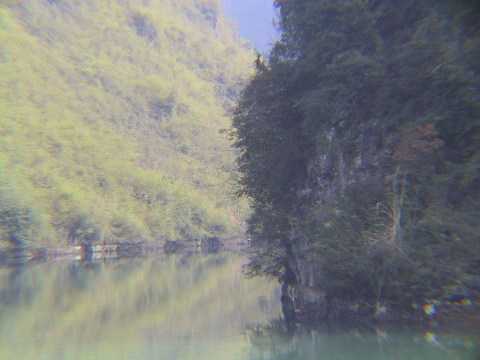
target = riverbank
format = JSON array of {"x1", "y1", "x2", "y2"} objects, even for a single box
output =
[
  {"x1": 3, "y1": 240, "x2": 478, "y2": 330},
  {"x1": 280, "y1": 282, "x2": 480, "y2": 330},
  {"x1": 0, "y1": 236, "x2": 247, "y2": 266}
]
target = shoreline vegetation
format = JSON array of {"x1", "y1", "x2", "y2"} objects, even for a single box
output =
[
  {"x1": 0, "y1": 236, "x2": 248, "y2": 266},
  {"x1": 232, "y1": 0, "x2": 480, "y2": 324}
]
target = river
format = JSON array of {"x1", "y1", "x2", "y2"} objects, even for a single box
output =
[{"x1": 0, "y1": 254, "x2": 477, "y2": 359}]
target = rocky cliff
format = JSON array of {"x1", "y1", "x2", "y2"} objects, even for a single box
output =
[{"x1": 233, "y1": 0, "x2": 480, "y2": 322}]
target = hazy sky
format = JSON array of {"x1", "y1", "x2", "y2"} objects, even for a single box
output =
[{"x1": 222, "y1": 0, "x2": 278, "y2": 53}]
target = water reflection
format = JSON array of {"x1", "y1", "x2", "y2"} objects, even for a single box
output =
[
  {"x1": 0, "y1": 255, "x2": 280, "y2": 359},
  {"x1": 246, "y1": 322, "x2": 479, "y2": 360},
  {"x1": 0, "y1": 255, "x2": 478, "y2": 359}
]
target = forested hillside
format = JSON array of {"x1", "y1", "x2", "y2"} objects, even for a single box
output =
[
  {"x1": 234, "y1": 0, "x2": 480, "y2": 318},
  {"x1": 0, "y1": 0, "x2": 252, "y2": 248}
]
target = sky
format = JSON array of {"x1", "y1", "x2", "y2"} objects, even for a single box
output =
[{"x1": 222, "y1": 0, "x2": 278, "y2": 53}]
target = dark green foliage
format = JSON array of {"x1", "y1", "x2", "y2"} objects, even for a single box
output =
[
  {"x1": 234, "y1": 0, "x2": 480, "y2": 307},
  {"x1": 0, "y1": 204, "x2": 38, "y2": 247},
  {"x1": 130, "y1": 13, "x2": 158, "y2": 42},
  {"x1": 0, "y1": 178, "x2": 41, "y2": 248},
  {"x1": 66, "y1": 214, "x2": 101, "y2": 245}
]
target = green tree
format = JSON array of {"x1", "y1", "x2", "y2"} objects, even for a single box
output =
[{"x1": 234, "y1": 0, "x2": 480, "y2": 310}]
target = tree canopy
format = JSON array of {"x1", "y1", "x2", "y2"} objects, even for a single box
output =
[{"x1": 233, "y1": 0, "x2": 480, "y2": 306}]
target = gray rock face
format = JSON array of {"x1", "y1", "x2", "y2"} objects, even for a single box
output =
[
  {"x1": 304, "y1": 125, "x2": 390, "y2": 206},
  {"x1": 283, "y1": 121, "x2": 435, "y2": 320},
  {"x1": 287, "y1": 126, "x2": 393, "y2": 316}
]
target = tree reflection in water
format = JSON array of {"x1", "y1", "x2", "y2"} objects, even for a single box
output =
[
  {"x1": 0, "y1": 255, "x2": 477, "y2": 360},
  {"x1": 246, "y1": 318, "x2": 479, "y2": 360},
  {"x1": 0, "y1": 255, "x2": 280, "y2": 359}
]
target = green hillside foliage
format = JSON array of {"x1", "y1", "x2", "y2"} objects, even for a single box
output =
[
  {"x1": 0, "y1": 0, "x2": 253, "y2": 247},
  {"x1": 234, "y1": 0, "x2": 480, "y2": 306}
]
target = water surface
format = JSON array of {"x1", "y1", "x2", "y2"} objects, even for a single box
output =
[{"x1": 0, "y1": 254, "x2": 477, "y2": 359}]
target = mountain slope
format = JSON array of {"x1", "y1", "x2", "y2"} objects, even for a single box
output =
[{"x1": 0, "y1": 0, "x2": 253, "y2": 247}]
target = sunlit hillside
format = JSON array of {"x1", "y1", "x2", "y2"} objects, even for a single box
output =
[{"x1": 0, "y1": 0, "x2": 253, "y2": 247}]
